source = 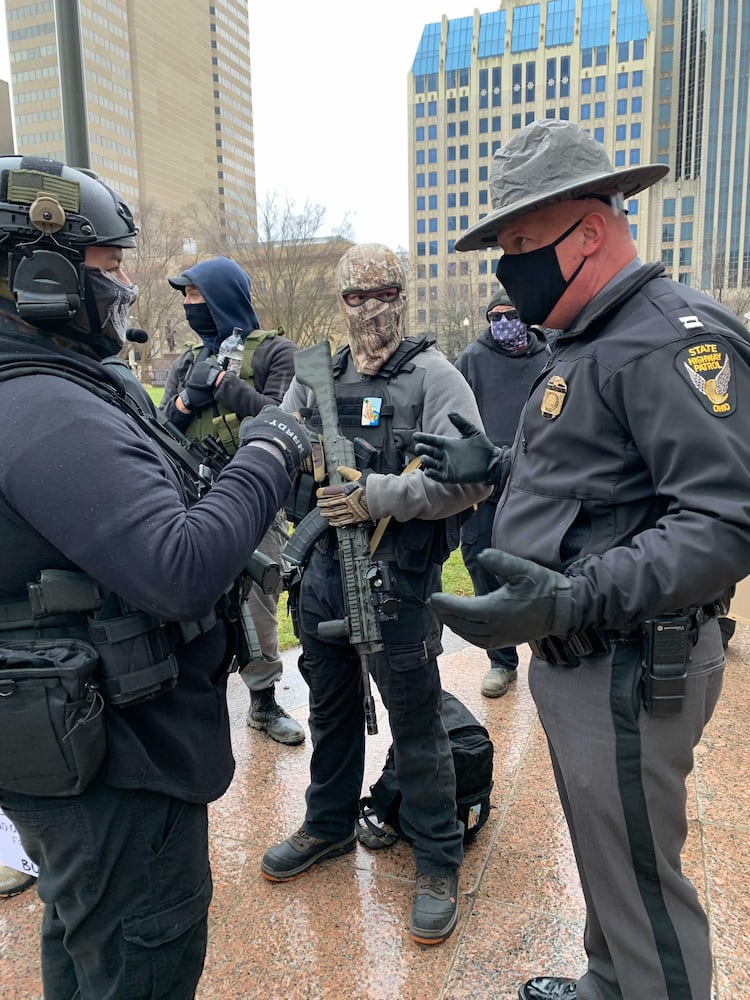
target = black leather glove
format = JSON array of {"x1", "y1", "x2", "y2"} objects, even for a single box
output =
[
  {"x1": 239, "y1": 406, "x2": 312, "y2": 478},
  {"x1": 179, "y1": 360, "x2": 222, "y2": 412},
  {"x1": 413, "y1": 412, "x2": 510, "y2": 485},
  {"x1": 428, "y1": 549, "x2": 577, "y2": 649}
]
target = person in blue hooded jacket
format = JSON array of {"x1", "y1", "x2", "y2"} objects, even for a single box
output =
[{"x1": 160, "y1": 256, "x2": 304, "y2": 745}]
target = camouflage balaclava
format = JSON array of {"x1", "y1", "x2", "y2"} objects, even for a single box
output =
[{"x1": 336, "y1": 243, "x2": 406, "y2": 375}]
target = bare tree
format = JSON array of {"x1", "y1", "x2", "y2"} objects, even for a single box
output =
[{"x1": 126, "y1": 202, "x2": 193, "y2": 380}]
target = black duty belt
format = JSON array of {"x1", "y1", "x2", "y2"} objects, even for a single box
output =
[{"x1": 529, "y1": 602, "x2": 721, "y2": 669}]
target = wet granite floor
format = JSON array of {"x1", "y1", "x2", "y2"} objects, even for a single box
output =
[{"x1": 1, "y1": 625, "x2": 749, "y2": 999}]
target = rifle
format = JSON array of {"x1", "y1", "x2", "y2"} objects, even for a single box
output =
[{"x1": 293, "y1": 341, "x2": 399, "y2": 735}]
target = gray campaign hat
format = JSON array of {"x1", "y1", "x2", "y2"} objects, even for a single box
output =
[{"x1": 455, "y1": 120, "x2": 669, "y2": 251}]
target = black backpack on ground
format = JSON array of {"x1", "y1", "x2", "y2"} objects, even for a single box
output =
[{"x1": 357, "y1": 691, "x2": 494, "y2": 848}]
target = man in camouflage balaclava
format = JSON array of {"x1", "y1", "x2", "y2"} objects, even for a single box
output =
[{"x1": 335, "y1": 243, "x2": 406, "y2": 374}]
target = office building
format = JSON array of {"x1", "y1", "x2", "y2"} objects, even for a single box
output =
[
  {"x1": 4, "y1": 0, "x2": 255, "y2": 226},
  {"x1": 407, "y1": 1, "x2": 750, "y2": 350}
]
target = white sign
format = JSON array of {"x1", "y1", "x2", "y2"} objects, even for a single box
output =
[{"x1": 0, "y1": 807, "x2": 38, "y2": 877}]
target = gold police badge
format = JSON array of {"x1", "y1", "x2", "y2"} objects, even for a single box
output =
[
  {"x1": 676, "y1": 340, "x2": 735, "y2": 417},
  {"x1": 541, "y1": 375, "x2": 568, "y2": 419}
]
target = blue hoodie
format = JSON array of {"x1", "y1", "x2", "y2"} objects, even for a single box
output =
[{"x1": 173, "y1": 257, "x2": 260, "y2": 355}]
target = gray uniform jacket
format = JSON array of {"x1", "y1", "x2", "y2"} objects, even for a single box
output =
[
  {"x1": 283, "y1": 342, "x2": 490, "y2": 522},
  {"x1": 494, "y1": 260, "x2": 750, "y2": 631}
]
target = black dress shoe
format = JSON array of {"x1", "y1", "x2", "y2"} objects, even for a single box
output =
[
  {"x1": 519, "y1": 977, "x2": 577, "y2": 1000},
  {"x1": 261, "y1": 827, "x2": 355, "y2": 881}
]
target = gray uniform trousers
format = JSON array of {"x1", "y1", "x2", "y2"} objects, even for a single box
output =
[
  {"x1": 529, "y1": 620, "x2": 724, "y2": 1000},
  {"x1": 238, "y1": 513, "x2": 287, "y2": 692}
]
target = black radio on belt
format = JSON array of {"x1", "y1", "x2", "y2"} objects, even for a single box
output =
[{"x1": 642, "y1": 616, "x2": 690, "y2": 716}]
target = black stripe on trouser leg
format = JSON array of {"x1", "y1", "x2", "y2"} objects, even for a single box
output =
[{"x1": 610, "y1": 643, "x2": 691, "y2": 1000}]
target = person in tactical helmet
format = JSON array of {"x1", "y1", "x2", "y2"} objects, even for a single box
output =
[
  {"x1": 0, "y1": 155, "x2": 310, "y2": 1000},
  {"x1": 160, "y1": 257, "x2": 304, "y2": 745},
  {"x1": 262, "y1": 243, "x2": 490, "y2": 946}
]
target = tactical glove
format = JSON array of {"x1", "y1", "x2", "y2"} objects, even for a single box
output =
[
  {"x1": 239, "y1": 406, "x2": 312, "y2": 478},
  {"x1": 316, "y1": 466, "x2": 371, "y2": 526},
  {"x1": 179, "y1": 360, "x2": 223, "y2": 412},
  {"x1": 428, "y1": 549, "x2": 577, "y2": 649},
  {"x1": 413, "y1": 412, "x2": 510, "y2": 485}
]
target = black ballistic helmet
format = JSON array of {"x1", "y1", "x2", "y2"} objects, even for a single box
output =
[{"x1": 0, "y1": 154, "x2": 137, "y2": 329}]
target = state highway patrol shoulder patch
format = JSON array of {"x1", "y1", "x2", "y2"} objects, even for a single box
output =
[{"x1": 675, "y1": 340, "x2": 735, "y2": 417}]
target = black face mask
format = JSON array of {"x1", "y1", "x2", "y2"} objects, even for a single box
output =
[
  {"x1": 183, "y1": 302, "x2": 220, "y2": 352},
  {"x1": 496, "y1": 217, "x2": 585, "y2": 326}
]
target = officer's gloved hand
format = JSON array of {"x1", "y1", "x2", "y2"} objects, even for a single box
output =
[
  {"x1": 316, "y1": 466, "x2": 371, "y2": 526},
  {"x1": 413, "y1": 412, "x2": 510, "y2": 485},
  {"x1": 428, "y1": 549, "x2": 577, "y2": 649},
  {"x1": 179, "y1": 360, "x2": 223, "y2": 412},
  {"x1": 239, "y1": 406, "x2": 312, "y2": 478}
]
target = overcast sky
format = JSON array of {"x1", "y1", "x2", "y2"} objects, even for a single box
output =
[{"x1": 0, "y1": 1, "x2": 482, "y2": 248}]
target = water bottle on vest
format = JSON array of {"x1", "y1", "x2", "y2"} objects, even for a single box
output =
[{"x1": 217, "y1": 328, "x2": 244, "y2": 374}]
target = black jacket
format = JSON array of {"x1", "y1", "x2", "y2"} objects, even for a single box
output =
[
  {"x1": 494, "y1": 262, "x2": 750, "y2": 630},
  {"x1": 0, "y1": 331, "x2": 290, "y2": 803},
  {"x1": 455, "y1": 325, "x2": 549, "y2": 449}
]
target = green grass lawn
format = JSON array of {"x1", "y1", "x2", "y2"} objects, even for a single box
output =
[{"x1": 144, "y1": 382, "x2": 474, "y2": 652}]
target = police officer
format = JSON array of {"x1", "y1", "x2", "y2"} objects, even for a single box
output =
[
  {"x1": 261, "y1": 243, "x2": 490, "y2": 945},
  {"x1": 0, "y1": 155, "x2": 310, "y2": 999},
  {"x1": 455, "y1": 287, "x2": 549, "y2": 698},
  {"x1": 160, "y1": 257, "x2": 304, "y2": 745},
  {"x1": 413, "y1": 120, "x2": 750, "y2": 1000}
]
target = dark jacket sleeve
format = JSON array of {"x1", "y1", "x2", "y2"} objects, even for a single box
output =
[
  {"x1": 0, "y1": 375, "x2": 292, "y2": 621},
  {"x1": 568, "y1": 332, "x2": 750, "y2": 630},
  {"x1": 159, "y1": 351, "x2": 193, "y2": 430},
  {"x1": 213, "y1": 336, "x2": 299, "y2": 418}
]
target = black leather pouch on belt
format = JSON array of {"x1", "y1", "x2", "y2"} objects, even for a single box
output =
[{"x1": 0, "y1": 639, "x2": 105, "y2": 796}]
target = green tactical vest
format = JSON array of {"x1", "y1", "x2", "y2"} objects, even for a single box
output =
[{"x1": 183, "y1": 328, "x2": 281, "y2": 454}]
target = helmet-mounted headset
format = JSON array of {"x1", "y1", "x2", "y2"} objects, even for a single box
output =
[{"x1": 0, "y1": 154, "x2": 137, "y2": 327}]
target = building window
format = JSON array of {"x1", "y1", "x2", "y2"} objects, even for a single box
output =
[
  {"x1": 560, "y1": 107, "x2": 570, "y2": 119},
  {"x1": 416, "y1": 150, "x2": 425, "y2": 165},
  {"x1": 429, "y1": 195, "x2": 438, "y2": 209},
  {"x1": 447, "y1": 217, "x2": 456, "y2": 231},
  {"x1": 663, "y1": 198, "x2": 675, "y2": 217},
  {"x1": 631, "y1": 97, "x2": 642, "y2": 113},
  {"x1": 428, "y1": 101, "x2": 437, "y2": 116},
  {"x1": 429, "y1": 241, "x2": 438, "y2": 256},
  {"x1": 617, "y1": 72, "x2": 628, "y2": 89},
  {"x1": 631, "y1": 123, "x2": 641, "y2": 139},
  {"x1": 460, "y1": 120, "x2": 469, "y2": 135},
  {"x1": 429, "y1": 171, "x2": 437, "y2": 186},
  {"x1": 629, "y1": 224, "x2": 637, "y2": 239},
  {"x1": 614, "y1": 151, "x2": 625, "y2": 166},
  {"x1": 629, "y1": 148, "x2": 640, "y2": 164},
  {"x1": 595, "y1": 75, "x2": 606, "y2": 92},
  {"x1": 560, "y1": 56, "x2": 570, "y2": 97},
  {"x1": 581, "y1": 78, "x2": 592, "y2": 95},
  {"x1": 663, "y1": 223, "x2": 675, "y2": 242},
  {"x1": 679, "y1": 248, "x2": 692, "y2": 267},
  {"x1": 582, "y1": 48, "x2": 593, "y2": 68},
  {"x1": 479, "y1": 190, "x2": 488, "y2": 204},
  {"x1": 447, "y1": 146, "x2": 456, "y2": 161},
  {"x1": 492, "y1": 115, "x2": 501, "y2": 131},
  {"x1": 678, "y1": 273, "x2": 691, "y2": 286},
  {"x1": 460, "y1": 215, "x2": 469, "y2": 229},
  {"x1": 428, "y1": 125, "x2": 437, "y2": 140},
  {"x1": 459, "y1": 96, "x2": 469, "y2": 111},
  {"x1": 479, "y1": 118, "x2": 489, "y2": 133},
  {"x1": 633, "y1": 39, "x2": 645, "y2": 59},
  {"x1": 632, "y1": 70, "x2": 643, "y2": 87},
  {"x1": 512, "y1": 63, "x2": 522, "y2": 104},
  {"x1": 616, "y1": 124, "x2": 626, "y2": 141},
  {"x1": 459, "y1": 192, "x2": 469, "y2": 206},
  {"x1": 428, "y1": 148, "x2": 437, "y2": 163},
  {"x1": 479, "y1": 260, "x2": 488, "y2": 274},
  {"x1": 460, "y1": 145, "x2": 469, "y2": 160},
  {"x1": 447, "y1": 170, "x2": 456, "y2": 185},
  {"x1": 447, "y1": 98, "x2": 456, "y2": 114},
  {"x1": 416, "y1": 173, "x2": 425, "y2": 188},
  {"x1": 595, "y1": 102, "x2": 605, "y2": 118},
  {"x1": 618, "y1": 41, "x2": 629, "y2": 61},
  {"x1": 580, "y1": 104, "x2": 591, "y2": 120},
  {"x1": 417, "y1": 242, "x2": 425, "y2": 257},
  {"x1": 416, "y1": 196, "x2": 425, "y2": 211},
  {"x1": 479, "y1": 165, "x2": 488, "y2": 181},
  {"x1": 680, "y1": 222, "x2": 693, "y2": 241},
  {"x1": 416, "y1": 126, "x2": 424, "y2": 142},
  {"x1": 460, "y1": 168, "x2": 469, "y2": 183},
  {"x1": 662, "y1": 249, "x2": 673, "y2": 267},
  {"x1": 417, "y1": 220, "x2": 425, "y2": 234},
  {"x1": 492, "y1": 67, "x2": 502, "y2": 106},
  {"x1": 512, "y1": 113, "x2": 522, "y2": 129},
  {"x1": 627, "y1": 200, "x2": 638, "y2": 215},
  {"x1": 447, "y1": 193, "x2": 456, "y2": 207},
  {"x1": 682, "y1": 196, "x2": 694, "y2": 215},
  {"x1": 416, "y1": 104, "x2": 425, "y2": 118},
  {"x1": 594, "y1": 127, "x2": 604, "y2": 142},
  {"x1": 447, "y1": 122, "x2": 456, "y2": 138},
  {"x1": 429, "y1": 218, "x2": 438, "y2": 232},
  {"x1": 547, "y1": 57, "x2": 556, "y2": 100}
]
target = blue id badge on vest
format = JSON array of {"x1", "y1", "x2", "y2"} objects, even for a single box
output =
[{"x1": 361, "y1": 397, "x2": 382, "y2": 426}]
